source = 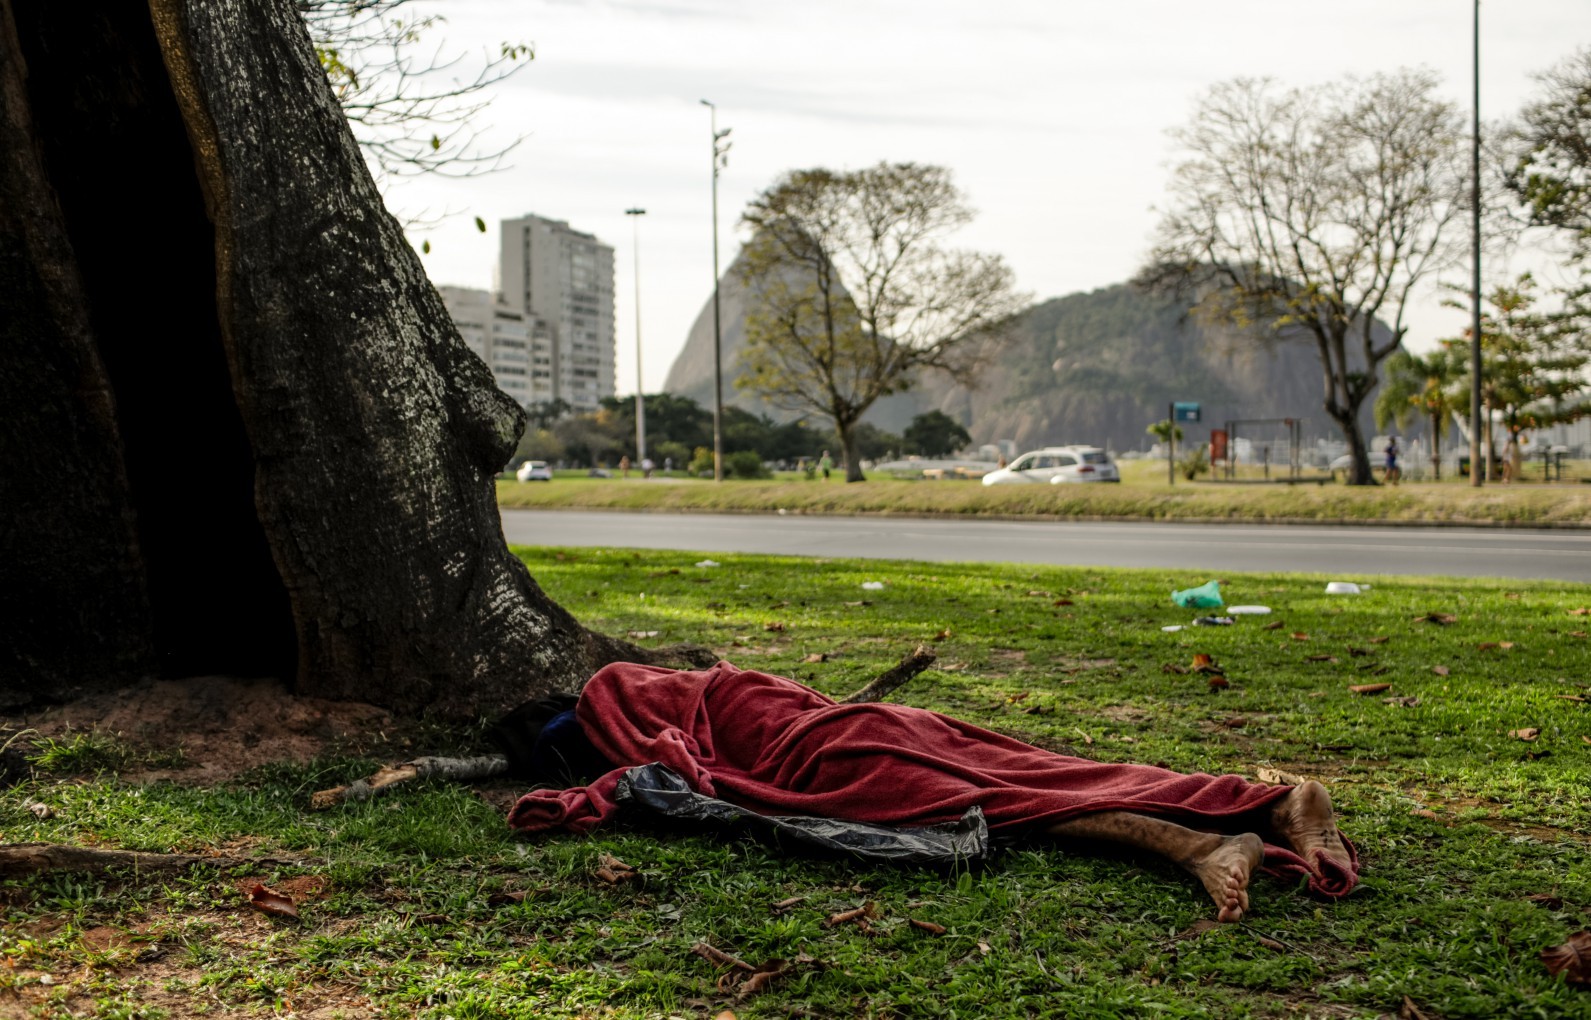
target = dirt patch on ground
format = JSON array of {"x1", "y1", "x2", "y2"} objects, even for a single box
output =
[{"x1": 7, "y1": 676, "x2": 397, "y2": 782}]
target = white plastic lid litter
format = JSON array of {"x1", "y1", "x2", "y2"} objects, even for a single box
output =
[{"x1": 1325, "y1": 582, "x2": 1362, "y2": 594}]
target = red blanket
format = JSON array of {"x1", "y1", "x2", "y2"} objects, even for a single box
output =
[{"x1": 509, "y1": 661, "x2": 1357, "y2": 897}]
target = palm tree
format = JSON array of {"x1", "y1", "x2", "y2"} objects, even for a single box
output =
[{"x1": 1374, "y1": 344, "x2": 1467, "y2": 480}]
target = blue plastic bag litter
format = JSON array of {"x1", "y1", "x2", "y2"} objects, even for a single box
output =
[{"x1": 1171, "y1": 579, "x2": 1223, "y2": 609}]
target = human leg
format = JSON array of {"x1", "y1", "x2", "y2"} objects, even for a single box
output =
[{"x1": 1046, "y1": 812, "x2": 1264, "y2": 922}]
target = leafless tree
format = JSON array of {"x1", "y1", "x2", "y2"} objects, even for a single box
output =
[
  {"x1": 1144, "y1": 71, "x2": 1470, "y2": 484},
  {"x1": 738, "y1": 164, "x2": 1026, "y2": 482}
]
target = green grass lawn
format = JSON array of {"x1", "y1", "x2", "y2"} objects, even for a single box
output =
[
  {"x1": 4, "y1": 550, "x2": 1591, "y2": 1018},
  {"x1": 494, "y1": 470, "x2": 1591, "y2": 526}
]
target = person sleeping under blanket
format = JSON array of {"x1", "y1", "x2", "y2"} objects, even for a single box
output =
[{"x1": 502, "y1": 661, "x2": 1358, "y2": 922}]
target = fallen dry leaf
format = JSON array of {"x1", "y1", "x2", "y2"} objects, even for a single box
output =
[
  {"x1": 1025, "y1": 590, "x2": 1050, "y2": 597},
  {"x1": 1192, "y1": 653, "x2": 1216, "y2": 669},
  {"x1": 1384, "y1": 696, "x2": 1421, "y2": 708},
  {"x1": 909, "y1": 918, "x2": 947, "y2": 935},
  {"x1": 1527, "y1": 893, "x2": 1565, "y2": 909},
  {"x1": 1477, "y1": 642, "x2": 1498, "y2": 651},
  {"x1": 1350, "y1": 683, "x2": 1393, "y2": 695},
  {"x1": 976, "y1": 940, "x2": 992, "y2": 955},
  {"x1": 487, "y1": 890, "x2": 529, "y2": 907},
  {"x1": 1500, "y1": 641, "x2": 1516, "y2": 649},
  {"x1": 1256, "y1": 767, "x2": 1307, "y2": 785},
  {"x1": 1161, "y1": 663, "x2": 1190, "y2": 675},
  {"x1": 1207, "y1": 675, "x2": 1230, "y2": 690},
  {"x1": 1006, "y1": 690, "x2": 1030, "y2": 703},
  {"x1": 932, "y1": 629, "x2": 952, "y2": 641},
  {"x1": 764, "y1": 621, "x2": 786, "y2": 633},
  {"x1": 246, "y1": 884, "x2": 300, "y2": 920},
  {"x1": 1541, "y1": 930, "x2": 1591, "y2": 986},
  {"x1": 1222, "y1": 717, "x2": 1247, "y2": 729},
  {"x1": 24, "y1": 800, "x2": 54, "y2": 819},
  {"x1": 1253, "y1": 935, "x2": 1287, "y2": 952},
  {"x1": 824, "y1": 902, "x2": 878, "y2": 928},
  {"x1": 1263, "y1": 621, "x2": 1285, "y2": 631},
  {"x1": 1509, "y1": 728, "x2": 1541, "y2": 742},
  {"x1": 1399, "y1": 995, "x2": 1433, "y2": 1020},
  {"x1": 1554, "y1": 694, "x2": 1586, "y2": 703},
  {"x1": 1290, "y1": 632, "x2": 1310, "y2": 641},
  {"x1": 1369, "y1": 636, "x2": 1391, "y2": 644},
  {"x1": 1573, "y1": 631, "x2": 1589, "y2": 639},
  {"x1": 803, "y1": 653, "x2": 827, "y2": 663},
  {"x1": 1074, "y1": 727, "x2": 1094, "y2": 746},
  {"x1": 1306, "y1": 654, "x2": 1339, "y2": 663},
  {"x1": 1570, "y1": 608, "x2": 1591, "y2": 616},
  {"x1": 1053, "y1": 598, "x2": 1075, "y2": 607},
  {"x1": 1583, "y1": 735, "x2": 1591, "y2": 745},
  {"x1": 1347, "y1": 647, "x2": 1373, "y2": 657},
  {"x1": 1414, "y1": 612, "x2": 1458, "y2": 625},
  {"x1": 734, "y1": 960, "x2": 793, "y2": 1000},
  {"x1": 1505, "y1": 592, "x2": 1522, "y2": 600},
  {"x1": 843, "y1": 600, "x2": 870, "y2": 607},
  {"x1": 626, "y1": 630, "x2": 660, "y2": 638},
  {"x1": 1410, "y1": 808, "x2": 1440, "y2": 821},
  {"x1": 594, "y1": 854, "x2": 637, "y2": 885},
  {"x1": 1432, "y1": 665, "x2": 1451, "y2": 677},
  {"x1": 714, "y1": 1012, "x2": 739, "y2": 1020},
  {"x1": 772, "y1": 896, "x2": 804, "y2": 911}
]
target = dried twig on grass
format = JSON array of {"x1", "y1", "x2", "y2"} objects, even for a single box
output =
[
  {"x1": 310, "y1": 754, "x2": 509, "y2": 809},
  {"x1": 840, "y1": 645, "x2": 937, "y2": 704}
]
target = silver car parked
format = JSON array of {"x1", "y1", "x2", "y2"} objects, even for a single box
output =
[{"x1": 980, "y1": 446, "x2": 1120, "y2": 485}]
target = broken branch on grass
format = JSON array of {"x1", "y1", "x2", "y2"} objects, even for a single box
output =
[
  {"x1": 839, "y1": 645, "x2": 937, "y2": 704},
  {"x1": 310, "y1": 754, "x2": 509, "y2": 809}
]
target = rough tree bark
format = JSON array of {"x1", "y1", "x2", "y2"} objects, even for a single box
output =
[{"x1": 0, "y1": 0, "x2": 687, "y2": 718}]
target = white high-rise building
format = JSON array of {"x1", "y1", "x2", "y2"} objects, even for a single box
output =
[
  {"x1": 497, "y1": 214, "x2": 616, "y2": 413},
  {"x1": 437, "y1": 285, "x2": 554, "y2": 409}
]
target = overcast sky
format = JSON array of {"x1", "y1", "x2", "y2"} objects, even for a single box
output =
[{"x1": 389, "y1": 0, "x2": 1591, "y2": 396}]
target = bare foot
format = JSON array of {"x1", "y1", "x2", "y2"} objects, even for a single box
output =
[
  {"x1": 1185, "y1": 832, "x2": 1263, "y2": 922},
  {"x1": 1269, "y1": 780, "x2": 1351, "y2": 875}
]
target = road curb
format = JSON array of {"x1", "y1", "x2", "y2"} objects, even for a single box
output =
[{"x1": 497, "y1": 505, "x2": 1591, "y2": 531}]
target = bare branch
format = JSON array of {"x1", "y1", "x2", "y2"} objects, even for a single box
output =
[{"x1": 840, "y1": 645, "x2": 937, "y2": 704}]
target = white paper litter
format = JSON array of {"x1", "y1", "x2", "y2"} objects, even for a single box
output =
[
  {"x1": 1227, "y1": 605, "x2": 1272, "y2": 615},
  {"x1": 695, "y1": 560, "x2": 720, "y2": 568},
  {"x1": 861, "y1": 581, "x2": 885, "y2": 590}
]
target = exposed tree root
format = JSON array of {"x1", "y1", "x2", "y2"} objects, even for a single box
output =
[{"x1": 0, "y1": 843, "x2": 309, "y2": 879}]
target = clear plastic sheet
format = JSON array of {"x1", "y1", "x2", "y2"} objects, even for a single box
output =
[{"x1": 613, "y1": 762, "x2": 993, "y2": 867}]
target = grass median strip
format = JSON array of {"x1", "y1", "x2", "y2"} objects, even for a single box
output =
[
  {"x1": 3, "y1": 550, "x2": 1589, "y2": 1018},
  {"x1": 495, "y1": 474, "x2": 1591, "y2": 527}
]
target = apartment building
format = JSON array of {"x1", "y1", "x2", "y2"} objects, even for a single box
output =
[
  {"x1": 436, "y1": 285, "x2": 554, "y2": 409},
  {"x1": 497, "y1": 214, "x2": 616, "y2": 413}
]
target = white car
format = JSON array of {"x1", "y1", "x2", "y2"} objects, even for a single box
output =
[
  {"x1": 515, "y1": 460, "x2": 553, "y2": 482},
  {"x1": 980, "y1": 446, "x2": 1120, "y2": 485}
]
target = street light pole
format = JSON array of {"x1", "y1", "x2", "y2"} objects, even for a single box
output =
[
  {"x1": 1469, "y1": 0, "x2": 1485, "y2": 487},
  {"x1": 625, "y1": 207, "x2": 647, "y2": 466},
  {"x1": 701, "y1": 98, "x2": 730, "y2": 482}
]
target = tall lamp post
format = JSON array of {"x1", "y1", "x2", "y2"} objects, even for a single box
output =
[
  {"x1": 625, "y1": 207, "x2": 647, "y2": 467},
  {"x1": 1468, "y1": 0, "x2": 1485, "y2": 487},
  {"x1": 700, "y1": 98, "x2": 731, "y2": 482}
]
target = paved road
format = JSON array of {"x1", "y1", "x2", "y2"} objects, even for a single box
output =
[{"x1": 500, "y1": 510, "x2": 1591, "y2": 582}]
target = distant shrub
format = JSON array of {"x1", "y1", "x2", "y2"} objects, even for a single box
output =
[
  {"x1": 726, "y1": 450, "x2": 771, "y2": 479},
  {"x1": 688, "y1": 446, "x2": 715, "y2": 477}
]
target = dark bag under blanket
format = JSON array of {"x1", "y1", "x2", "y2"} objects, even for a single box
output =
[{"x1": 612, "y1": 762, "x2": 993, "y2": 867}]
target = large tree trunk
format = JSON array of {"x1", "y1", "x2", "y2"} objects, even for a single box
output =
[{"x1": 0, "y1": 0, "x2": 675, "y2": 718}]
